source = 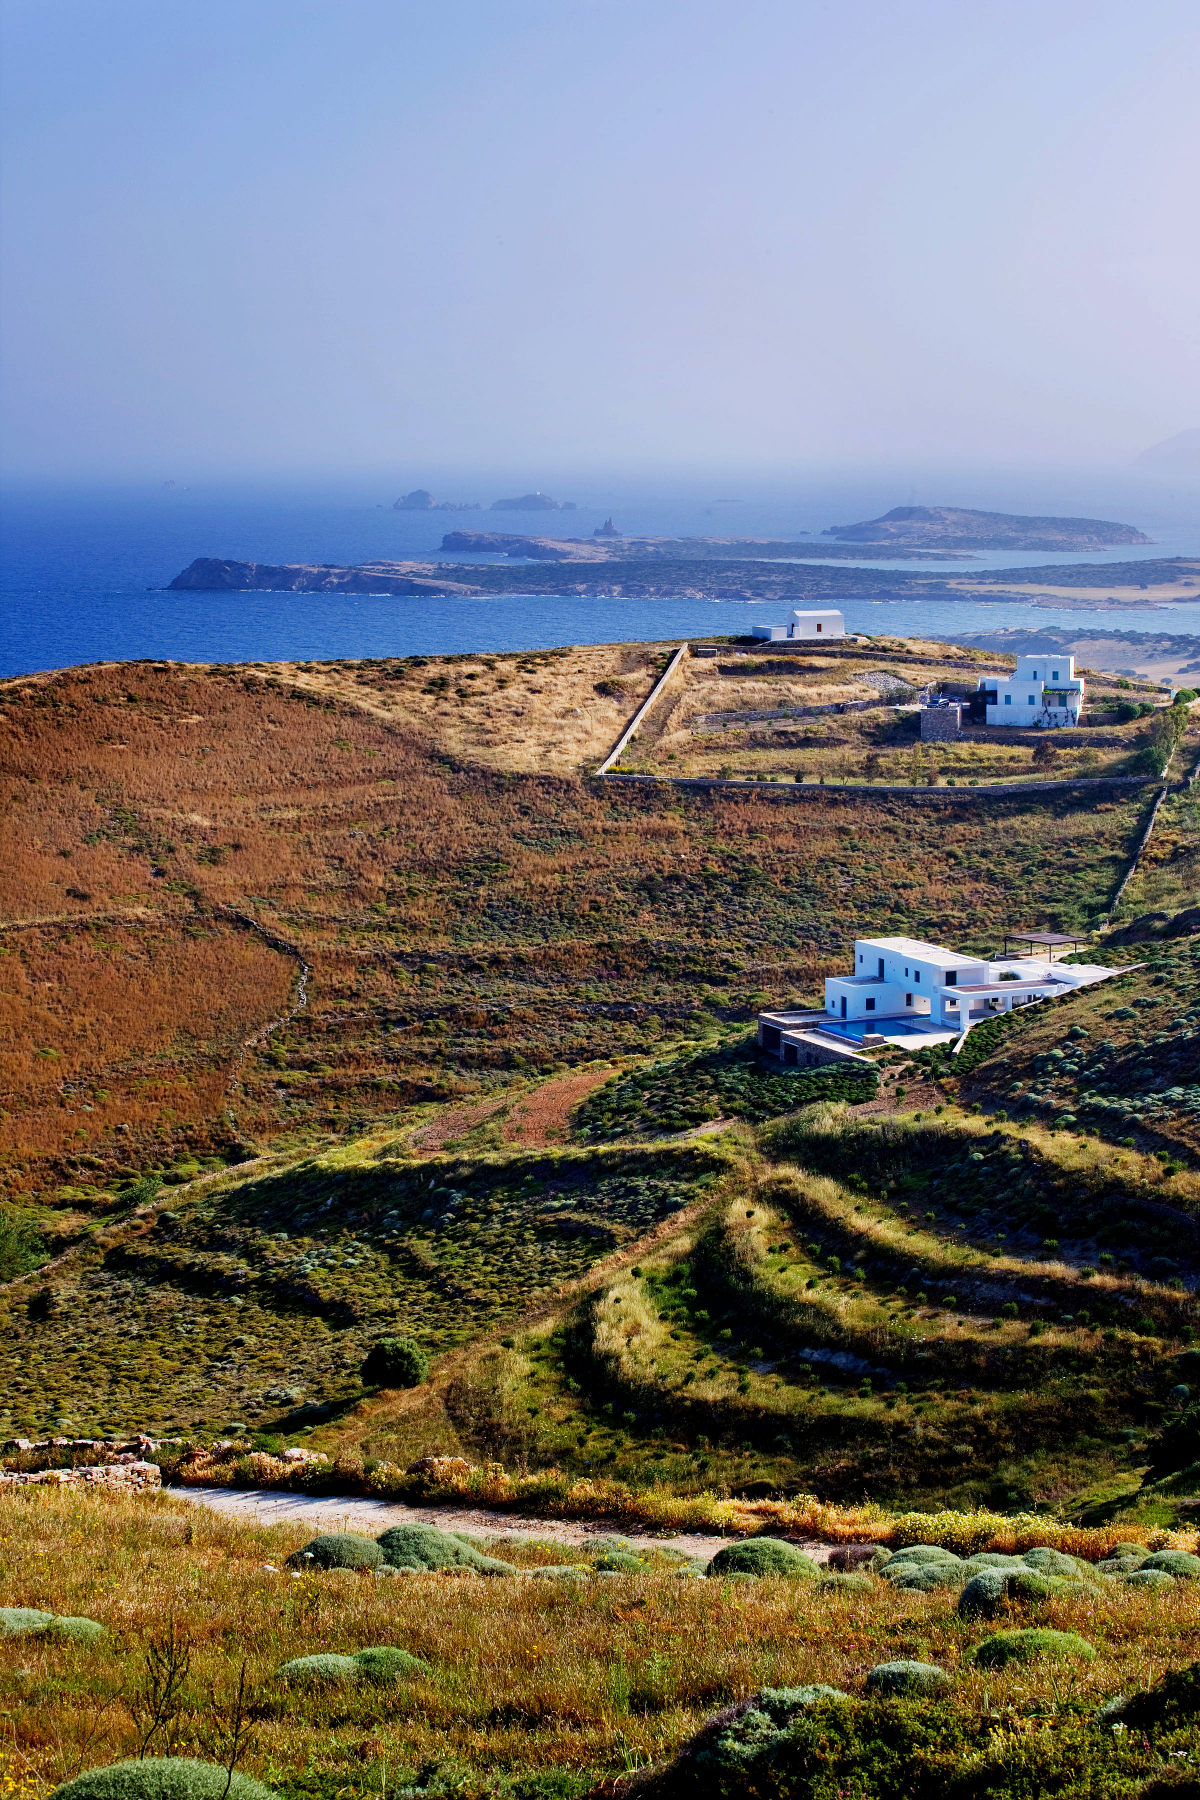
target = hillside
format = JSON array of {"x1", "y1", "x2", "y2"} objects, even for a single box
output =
[
  {"x1": 0, "y1": 643, "x2": 1196, "y2": 1511},
  {"x1": 6, "y1": 643, "x2": 1200, "y2": 1800},
  {"x1": 822, "y1": 506, "x2": 1152, "y2": 551}
]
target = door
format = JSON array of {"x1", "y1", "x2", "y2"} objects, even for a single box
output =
[{"x1": 840, "y1": 997, "x2": 847, "y2": 1018}]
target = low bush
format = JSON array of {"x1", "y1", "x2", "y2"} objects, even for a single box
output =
[
  {"x1": 972, "y1": 1629, "x2": 1095, "y2": 1670},
  {"x1": 276, "y1": 1653, "x2": 360, "y2": 1685},
  {"x1": 52, "y1": 1763, "x2": 276, "y2": 1800},
  {"x1": 284, "y1": 1532, "x2": 383, "y2": 1572},
  {"x1": 40, "y1": 1617, "x2": 107, "y2": 1644},
  {"x1": 1143, "y1": 1549, "x2": 1200, "y2": 1578},
  {"x1": 375, "y1": 1522, "x2": 515, "y2": 1575},
  {"x1": 0, "y1": 1607, "x2": 54, "y2": 1635},
  {"x1": 361, "y1": 1336, "x2": 429, "y2": 1389},
  {"x1": 352, "y1": 1645, "x2": 430, "y2": 1682},
  {"x1": 864, "y1": 1661, "x2": 950, "y2": 1696},
  {"x1": 707, "y1": 1539, "x2": 819, "y2": 1580}
]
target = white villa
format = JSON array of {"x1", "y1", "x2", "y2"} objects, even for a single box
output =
[
  {"x1": 757, "y1": 931, "x2": 1122, "y2": 1063},
  {"x1": 752, "y1": 609, "x2": 846, "y2": 643},
  {"x1": 977, "y1": 654, "x2": 1084, "y2": 728}
]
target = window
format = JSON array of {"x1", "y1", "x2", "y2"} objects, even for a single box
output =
[
  {"x1": 904, "y1": 966, "x2": 909, "y2": 976},
  {"x1": 905, "y1": 992, "x2": 912, "y2": 1006},
  {"x1": 865, "y1": 997, "x2": 876, "y2": 1012},
  {"x1": 1052, "y1": 670, "x2": 1059, "y2": 681},
  {"x1": 816, "y1": 622, "x2": 823, "y2": 632},
  {"x1": 1028, "y1": 695, "x2": 1036, "y2": 705},
  {"x1": 858, "y1": 953, "x2": 863, "y2": 964},
  {"x1": 914, "y1": 970, "x2": 921, "y2": 983},
  {"x1": 1004, "y1": 694, "x2": 1012, "y2": 705},
  {"x1": 945, "y1": 971, "x2": 957, "y2": 985}
]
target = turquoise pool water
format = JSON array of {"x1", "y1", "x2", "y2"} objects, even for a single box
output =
[{"x1": 818, "y1": 1016, "x2": 941, "y2": 1042}]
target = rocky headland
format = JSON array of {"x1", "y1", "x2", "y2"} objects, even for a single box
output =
[{"x1": 168, "y1": 557, "x2": 485, "y2": 597}]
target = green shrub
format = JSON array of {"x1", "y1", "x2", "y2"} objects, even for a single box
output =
[
  {"x1": 361, "y1": 1336, "x2": 429, "y2": 1388},
  {"x1": 1120, "y1": 1657, "x2": 1200, "y2": 1730},
  {"x1": 1121, "y1": 1569, "x2": 1176, "y2": 1588},
  {"x1": 973, "y1": 1629, "x2": 1095, "y2": 1670},
  {"x1": 864, "y1": 1661, "x2": 951, "y2": 1696},
  {"x1": 41, "y1": 1616, "x2": 108, "y2": 1644},
  {"x1": 960, "y1": 1554, "x2": 1024, "y2": 1575},
  {"x1": 353, "y1": 1645, "x2": 430, "y2": 1682},
  {"x1": 285, "y1": 1532, "x2": 382, "y2": 1572},
  {"x1": 0, "y1": 1607, "x2": 54, "y2": 1635},
  {"x1": 880, "y1": 1545, "x2": 961, "y2": 1569},
  {"x1": 884, "y1": 1562, "x2": 962, "y2": 1592},
  {"x1": 594, "y1": 1549, "x2": 646, "y2": 1573},
  {"x1": 820, "y1": 1572, "x2": 875, "y2": 1595},
  {"x1": 958, "y1": 1571, "x2": 1009, "y2": 1617},
  {"x1": 375, "y1": 1522, "x2": 515, "y2": 1575},
  {"x1": 51, "y1": 1762, "x2": 276, "y2": 1800},
  {"x1": 1142, "y1": 1549, "x2": 1200, "y2": 1578},
  {"x1": 708, "y1": 1539, "x2": 820, "y2": 1580},
  {"x1": 276, "y1": 1653, "x2": 360, "y2": 1684},
  {"x1": 1021, "y1": 1546, "x2": 1093, "y2": 1581},
  {"x1": 0, "y1": 1207, "x2": 46, "y2": 1281}
]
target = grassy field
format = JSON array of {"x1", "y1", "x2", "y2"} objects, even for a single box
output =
[{"x1": 6, "y1": 1484, "x2": 1200, "y2": 1800}]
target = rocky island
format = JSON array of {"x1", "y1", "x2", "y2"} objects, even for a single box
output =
[
  {"x1": 822, "y1": 505, "x2": 1152, "y2": 551},
  {"x1": 166, "y1": 548, "x2": 1199, "y2": 610}
]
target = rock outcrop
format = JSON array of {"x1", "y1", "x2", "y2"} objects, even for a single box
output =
[{"x1": 392, "y1": 490, "x2": 481, "y2": 511}]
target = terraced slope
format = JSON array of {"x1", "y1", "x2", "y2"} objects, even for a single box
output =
[
  {"x1": 959, "y1": 933, "x2": 1200, "y2": 1155},
  {"x1": 0, "y1": 1139, "x2": 730, "y2": 1440},
  {"x1": 338, "y1": 1106, "x2": 1200, "y2": 1518}
]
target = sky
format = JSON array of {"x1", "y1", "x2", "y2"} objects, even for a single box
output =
[{"x1": 1, "y1": 0, "x2": 1198, "y2": 482}]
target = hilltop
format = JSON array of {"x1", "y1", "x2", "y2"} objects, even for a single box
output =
[{"x1": 822, "y1": 506, "x2": 1152, "y2": 552}]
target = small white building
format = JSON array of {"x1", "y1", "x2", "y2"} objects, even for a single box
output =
[
  {"x1": 758, "y1": 931, "x2": 1123, "y2": 1054},
  {"x1": 752, "y1": 609, "x2": 845, "y2": 643},
  {"x1": 978, "y1": 654, "x2": 1084, "y2": 728}
]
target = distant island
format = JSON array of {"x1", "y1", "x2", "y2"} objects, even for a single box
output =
[
  {"x1": 437, "y1": 530, "x2": 968, "y2": 563},
  {"x1": 822, "y1": 505, "x2": 1152, "y2": 551},
  {"x1": 166, "y1": 550, "x2": 1198, "y2": 610},
  {"x1": 490, "y1": 493, "x2": 577, "y2": 511},
  {"x1": 393, "y1": 489, "x2": 480, "y2": 512}
]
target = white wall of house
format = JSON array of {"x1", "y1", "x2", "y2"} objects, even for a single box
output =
[
  {"x1": 978, "y1": 653, "x2": 1084, "y2": 727},
  {"x1": 752, "y1": 609, "x2": 845, "y2": 642}
]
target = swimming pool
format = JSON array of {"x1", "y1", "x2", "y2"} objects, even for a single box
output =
[{"x1": 817, "y1": 1017, "x2": 941, "y2": 1042}]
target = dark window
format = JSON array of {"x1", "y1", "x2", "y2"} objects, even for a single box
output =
[
  {"x1": 878, "y1": 957, "x2": 884, "y2": 978},
  {"x1": 762, "y1": 1026, "x2": 781, "y2": 1051},
  {"x1": 841, "y1": 997, "x2": 847, "y2": 1018},
  {"x1": 905, "y1": 992, "x2": 912, "y2": 1006},
  {"x1": 945, "y1": 971, "x2": 957, "y2": 985},
  {"x1": 865, "y1": 998, "x2": 876, "y2": 1012},
  {"x1": 914, "y1": 971, "x2": 920, "y2": 983}
]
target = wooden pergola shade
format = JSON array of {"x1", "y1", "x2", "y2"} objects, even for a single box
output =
[{"x1": 1002, "y1": 930, "x2": 1086, "y2": 958}]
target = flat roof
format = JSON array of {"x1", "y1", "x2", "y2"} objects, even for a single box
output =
[{"x1": 854, "y1": 935, "x2": 986, "y2": 966}]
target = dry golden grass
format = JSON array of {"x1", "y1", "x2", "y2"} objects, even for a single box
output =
[{"x1": 6, "y1": 1484, "x2": 1200, "y2": 1795}]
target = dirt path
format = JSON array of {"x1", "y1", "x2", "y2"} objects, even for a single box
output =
[{"x1": 178, "y1": 1484, "x2": 834, "y2": 1564}]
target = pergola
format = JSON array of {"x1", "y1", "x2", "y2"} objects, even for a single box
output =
[{"x1": 1002, "y1": 930, "x2": 1086, "y2": 961}]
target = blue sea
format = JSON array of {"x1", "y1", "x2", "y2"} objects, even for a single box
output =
[{"x1": 2, "y1": 472, "x2": 1199, "y2": 677}]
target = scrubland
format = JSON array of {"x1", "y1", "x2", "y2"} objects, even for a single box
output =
[
  {"x1": 4, "y1": 645, "x2": 1200, "y2": 1794},
  {"x1": 6, "y1": 1484, "x2": 1200, "y2": 1800}
]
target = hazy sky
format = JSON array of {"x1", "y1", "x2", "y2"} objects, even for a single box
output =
[{"x1": 1, "y1": 0, "x2": 1197, "y2": 481}]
